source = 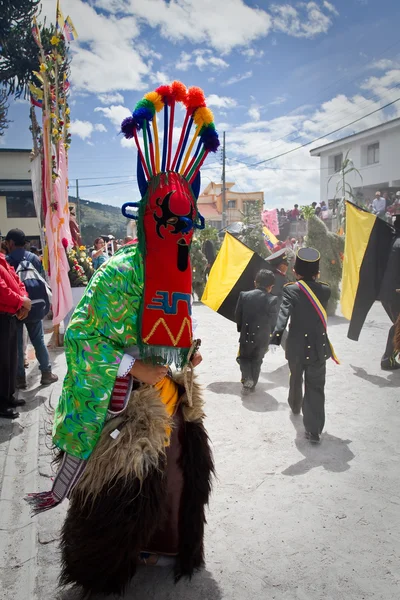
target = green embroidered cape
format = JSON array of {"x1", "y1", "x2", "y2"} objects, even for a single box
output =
[{"x1": 52, "y1": 244, "x2": 143, "y2": 460}]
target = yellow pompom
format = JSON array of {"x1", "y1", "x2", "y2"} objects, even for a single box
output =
[
  {"x1": 193, "y1": 106, "x2": 214, "y2": 127},
  {"x1": 39, "y1": 63, "x2": 47, "y2": 72},
  {"x1": 145, "y1": 91, "x2": 164, "y2": 113},
  {"x1": 50, "y1": 36, "x2": 60, "y2": 46}
]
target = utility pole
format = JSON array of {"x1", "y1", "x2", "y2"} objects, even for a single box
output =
[
  {"x1": 75, "y1": 178, "x2": 80, "y2": 226},
  {"x1": 221, "y1": 131, "x2": 226, "y2": 230}
]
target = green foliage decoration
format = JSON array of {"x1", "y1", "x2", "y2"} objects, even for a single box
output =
[{"x1": 304, "y1": 215, "x2": 344, "y2": 316}]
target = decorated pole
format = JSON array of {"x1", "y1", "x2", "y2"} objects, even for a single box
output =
[{"x1": 29, "y1": 3, "x2": 78, "y2": 344}]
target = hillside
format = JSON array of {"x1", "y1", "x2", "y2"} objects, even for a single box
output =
[{"x1": 69, "y1": 196, "x2": 129, "y2": 246}]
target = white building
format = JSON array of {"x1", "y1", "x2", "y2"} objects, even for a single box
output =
[
  {"x1": 0, "y1": 149, "x2": 41, "y2": 246},
  {"x1": 310, "y1": 117, "x2": 400, "y2": 207}
]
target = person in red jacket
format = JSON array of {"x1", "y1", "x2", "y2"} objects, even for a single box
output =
[{"x1": 0, "y1": 253, "x2": 32, "y2": 418}]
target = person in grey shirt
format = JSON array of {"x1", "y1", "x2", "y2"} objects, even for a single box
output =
[{"x1": 372, "y1": 191, "x2": 386, "y2": 218}]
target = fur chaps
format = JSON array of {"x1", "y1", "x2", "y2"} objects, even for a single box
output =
[
  {"x1": 59, "y1": 375, "x2": 214, "y2": 597},
  {"x1": 395, "y1": 312, "x2": 400, "y2": 353}
]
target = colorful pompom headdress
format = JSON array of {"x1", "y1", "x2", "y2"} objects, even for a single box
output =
[{"x1": 121, "y1": 81, "x2": 220, "y2": 367}]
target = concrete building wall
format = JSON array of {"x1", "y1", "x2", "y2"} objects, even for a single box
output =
[
  {"x1": 0, "y1": 150, "x2": 40, "y2": 239},
  {"x1": 311, "y1": 119, "x2": 400, "y2": 205}
]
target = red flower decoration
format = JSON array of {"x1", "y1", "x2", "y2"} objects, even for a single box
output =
[{"x1": 62, "y1": 237, "x2": 68, "y2": 248}]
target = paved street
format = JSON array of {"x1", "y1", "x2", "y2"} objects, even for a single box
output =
[{"x1": 0, "y1": 302, "x2": 399, "y2": 600}]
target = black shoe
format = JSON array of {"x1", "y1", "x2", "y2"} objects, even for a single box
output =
[
  {"x1": 291, "y1": 408, "x2": 301, "y2": 415},
  {"x1": 305, "y1": 431, "x2": 320, "y2": 444},
  {"x1": 381, "y1": 357, "x2": 400, "y2": 371},
  {"x1": 40, "y1": 372, "x2": 58, "y2": 386},
  {"x1": 0, "y1": 404, "x2": 19, "y2": 419},
  {"x1": 8, "y1": 396, "x2": 26, "y2": 408},
  {"x1": 243, "y1": 379, "x2": 254, "y2": 389}
]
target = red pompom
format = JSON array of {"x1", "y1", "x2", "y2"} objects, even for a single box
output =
[
  {"x1": 171, "y1": 80, "x2": 187, "y2": 103},
  {"x1": 155, "y1": 84, "x2": 174, "y2": 106},
  {"x1": 61, "y1": 237, "x2": 68, "y2": 248},
  {"x1": 185, "y1": 86, "x2": 206, "y2": 110}
]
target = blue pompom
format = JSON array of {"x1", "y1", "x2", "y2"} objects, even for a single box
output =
[{"x1": 132, "y1": 106, "x2": 154, "y2": 129}]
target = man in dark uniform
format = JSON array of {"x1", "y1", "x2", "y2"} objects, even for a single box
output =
[
  {"x1": 270, "y1": 248, "x2": 334, "y2": 444},
  {"x1": 380, "y1": 214, "x2": 400, "y2": 370},
  {"x1": 266, "y1": 248, "x2": 289, "y2": 348},
  {"x1": 235, "y1": 270, "x2": 278, "y2": 393},
  {"x1": 266, "y1": 248, "x2": 289, "y2": 313}
]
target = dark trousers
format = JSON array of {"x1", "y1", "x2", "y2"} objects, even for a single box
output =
[
  {"x1": 239, "y1": 344, "x2": 267, "y2": 386},
  {"x1": 0, "y1": 314, "x2": 17, "y2": 402},
  {"x1": 288, "y1": 358, "x2": 326, "y2": 435},
  {"x1": 382, "y1": 301, "x2": 400, "y2": 361}
]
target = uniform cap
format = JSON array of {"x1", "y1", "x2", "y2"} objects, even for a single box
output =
[
  {"x1": 266, "y1": 248, "x2": 288, "y2": 267},
  {"x1": 294, "y1": 247, "x2": 320, "y2": 278}
]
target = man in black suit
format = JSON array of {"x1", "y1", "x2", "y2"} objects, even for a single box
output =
[
  {"x1": 380, "y1": 214, "x2": 400, "y2": 370},
  {"x1": 235, "y1": 270, "x2": 278, "y2": 393},
  {"x1": 270, "y1": 248, "x2": 333, "y2": 443},
  {"x1": 266, "y1": 248, "x2": 289, "y2": 347}
]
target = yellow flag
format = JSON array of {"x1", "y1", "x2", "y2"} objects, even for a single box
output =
[{"x1": 56, "y1": 0, "x2": 65, "y2": 31}]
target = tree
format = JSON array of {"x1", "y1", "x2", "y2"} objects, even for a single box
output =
[
  {"x1": 240, "y1": 200, "x2": 268, "y2": 258},
  {"x1": 190, "y1": 239, "x2": 208, "y2": 301},
  {"x1": 0, "y1": 0, "x2": 41, "y2": 99},
  {"x1": 327, "y1": 150, "x2": 363, "y2": 231},
  {"x1": 305, "y1": 215, "x2": 344, "y2": 316},
  {"x1": 0, "y1": 89, "x2": 9, "y2": 136}
]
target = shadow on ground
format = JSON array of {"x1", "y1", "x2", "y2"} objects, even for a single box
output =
[
  {"x1": 351, "y1": 365, "x2": 400, "y2": 388},
  {"x1": 0, "y1": 420, "x2": 23, "y2": 446},
  {"x1": 207, "y1": 381, "x2": 286, "y2": 413},
  {"x1": 57, "y1": 568, "x2": 222, "y2": 600},
  {"x1": 282, "y1": 414, "x2": 355, "y2": 476}
]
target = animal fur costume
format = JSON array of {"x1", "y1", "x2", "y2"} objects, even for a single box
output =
[
  {"x1": 60, "y1": 374, "x2": 214, "y2": 597},
  {"x1": 26, "y1": 81, "x2": 220, "y2": 597}
]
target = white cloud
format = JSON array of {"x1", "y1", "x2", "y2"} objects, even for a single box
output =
[
  {"x1": 176, "y1": 49, "x2": 229, "y2": 72},
  {"x1": 202, "y1": 63, "x2": 400, "y2": 210},
  {"x1": 248, "y1": 106, "x2": 261, "y2": 121},
  {"x1": 70, "y1": 120, "x2": 94, "y2": 140},
  {"x1": 271, "y1": 1, "x2": 337, "y2": 38},
  {"x1": 94, "y1": 105, "x2": 132, "y2": 129},
  {"x1": 97, "y1": 0, "x2": 272, "y2": 53},
  {"x1": 241, "y1": 47, "x2": 265, "y2": 60},
  {"x1": 323, "y1": 1, "x2": 339, "y2": 16},
  {"x1": 40, "y1": 0, "x2": 148, "y2": 94},
  {"x1": 149, "y1": 71, "x2": 170, "y2": 85},
  {"x1": 368, "y1": 59, "x2": 400, "y2": 71},
  {"x1": 70, "y1": 120, "x2": 108, "y2": 139},
  {"x1": 207, "y1": 94, "x2": 238, "y2": 109},
  {"x1": 270, "y1": 95, "x2": 287, "y2": 106},
  {"x1": 223, "y1": 70, "x2": 253, "y2": 86},
  {"x1": 98, "y1": 93, "x2": 125, "y2": 105}
]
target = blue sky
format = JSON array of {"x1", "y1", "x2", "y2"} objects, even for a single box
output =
[{"x1": 3, "y1": 0, "x2": 400, "y2": 209}]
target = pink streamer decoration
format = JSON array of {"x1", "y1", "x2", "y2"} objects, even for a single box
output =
[
  {"x1": 262, "y1": 209, "x2": 279, "y2": 236},
  {"x1": 45, "y1": 142, "x2": 73, "y2": 326}
]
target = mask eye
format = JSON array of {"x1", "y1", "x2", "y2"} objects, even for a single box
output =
[{"x1": 167, "y1": 217, "x2": 178, "y2": 224}]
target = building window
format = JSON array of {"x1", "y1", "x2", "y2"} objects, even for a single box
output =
[
  {"x1": 367, "y1": 142, "x2": 379, "y2": 165},
  {"x1": 334, "y1": 153, "x2": 343, "y2": 173},
  {"x1": 227, "y1": 200, "x2": 236, "y2": 209},
  {"x1": 6, "y1": 193, "x2": 37, "y2": 218}
]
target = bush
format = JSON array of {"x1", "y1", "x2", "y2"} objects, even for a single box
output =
[{"x1": 305, "y1": 216, "x2": 344, "y2": 316}]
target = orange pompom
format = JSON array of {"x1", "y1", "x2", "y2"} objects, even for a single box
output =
[
  {"x1": 171, "y1": 80, "x2": 187, "y2": 102},
  {"x1": 185, "y1": 86, "x2": 206, "y2": 109}
]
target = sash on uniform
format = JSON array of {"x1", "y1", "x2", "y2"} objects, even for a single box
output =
[{"x1": 296, "y1": 280, "x2": 340, "y2": 365}]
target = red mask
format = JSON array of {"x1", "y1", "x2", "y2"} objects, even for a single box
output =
[{"x1": 139, "y1": 172, "x2": 196, "y2": 364}]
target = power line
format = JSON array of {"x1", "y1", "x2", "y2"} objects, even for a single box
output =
[{"x1": 225, "y1": 95, "x2": 400, "y2": 172}]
